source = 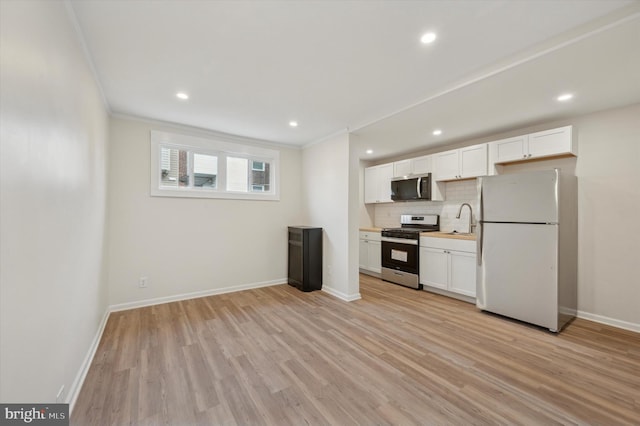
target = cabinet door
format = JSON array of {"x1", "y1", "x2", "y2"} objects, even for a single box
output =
[
  {"x1": 459, "y1": 144, "x2": 487, "y2": 178},
  {"x1": 449, "y1": 250, "x2": 476, "y2": 297},
  {"x1": 528, "y1": 126, "x2": 574, "y2": 159},
  {"x1": 492, "y1": 136, "x2": 528, "y2": 163},
  {"x1": 412, "y1": 155, "x2": 433, "y2": 175},
  {"x1": 434, "y1": 150, "x2": 460, "y2": 181},
  {"x1": 419, "y1": 247, "x2": 448, "y2": 289},
  {"x1": 393, "y1": 159, "x2": 412, "y2": 178},
  {"x1": 364, "y1": 167, "x2": 378, "y2": 204},
  {"x1": 359, "y1": 239, "x2": 368, "y2": 269},
  {"x1": 368, "y1": 240, "x2": 381, "y2": 273},
  {"x1": 376, "y1": 163, "x2": 394, "y2": 203}
]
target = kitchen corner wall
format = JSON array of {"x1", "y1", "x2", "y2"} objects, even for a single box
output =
[
  {"x1": 302, "y1": 132, "x2": 360, "y2": 300},
  {"x1": 373, "y1": 180, "x2": 478, "y2": 232}
]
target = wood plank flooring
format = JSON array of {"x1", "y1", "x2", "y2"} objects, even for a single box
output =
[{"x1": 72, "y1": 274, "x2": 640, "y2": 425}]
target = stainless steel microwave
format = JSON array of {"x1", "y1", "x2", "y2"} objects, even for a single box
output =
[{"x1": 390, "y1": 173, "x2": 432, "y2": 201}]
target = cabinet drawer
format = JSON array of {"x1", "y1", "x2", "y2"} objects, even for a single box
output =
[{"x1": 359, "y1": 231, "x2": 381, "y2": 241}]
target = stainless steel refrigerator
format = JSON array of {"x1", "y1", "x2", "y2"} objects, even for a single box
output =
[{"x1": 476, "y1": 169, "x2": 577, "y2": 332}]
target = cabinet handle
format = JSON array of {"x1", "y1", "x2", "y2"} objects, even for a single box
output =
[
  {"x1": 528, "y1": 154, "x2": 532, "y2": 158},
  {"x1": 523, "y1": 154, "x2": 527, "y2": 158}
]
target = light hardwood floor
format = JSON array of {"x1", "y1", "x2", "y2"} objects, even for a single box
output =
[{"x1": 72, "y1": 274, "x2": 640, "y2": 425}]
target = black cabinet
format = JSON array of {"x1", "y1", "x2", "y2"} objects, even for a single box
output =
[{"x1": 288, "y1": 226, "x2": 322, "y2": 292}]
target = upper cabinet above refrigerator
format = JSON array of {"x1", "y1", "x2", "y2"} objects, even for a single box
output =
[{"x1": 488, "y1": 126, "x2": 577, "y2": 174}]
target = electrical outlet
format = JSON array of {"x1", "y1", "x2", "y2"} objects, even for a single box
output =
[
  {"x1": 56, "y1": 385, "x2": 65, "y2": 403},
  {"x1": 139, "y1": 276, "x2": 148, "y2": 288}
]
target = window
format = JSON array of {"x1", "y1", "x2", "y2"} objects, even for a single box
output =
[
  {"x1": 151, "y1": 131, "x2": 279, "y2": 200},
  {"x1": 193, "y1": 153, "x2": 217, "y2": 188}
]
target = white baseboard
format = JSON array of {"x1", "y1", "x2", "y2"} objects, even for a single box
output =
[
  {"x1": 322, "y1": 286, "x2": 361, "y2": 302},
  {"x1": 577, "y1": 310, "x2": 640, "y2": 333},
  {"x1": 109, "y1": 278, "x2": 286, "y2": 312},
  {"x1": 68, "y1": 308, "x2": 110, "y2": 414}
]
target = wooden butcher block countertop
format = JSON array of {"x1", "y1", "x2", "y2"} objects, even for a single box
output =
[
  {"x1": 422, "y1": 232, "x2": 476, "y2": 241},
  {"x1": 359, "y1": 227, "x2": 383, "y2": 232},
  {"x1": 359, "y1": 228, "x2": 476, "y2": 240}
]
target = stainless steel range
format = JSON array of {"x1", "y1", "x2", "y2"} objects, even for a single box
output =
[{"x1": 381, "y1": 214, "x2": 439, "y2": 289}]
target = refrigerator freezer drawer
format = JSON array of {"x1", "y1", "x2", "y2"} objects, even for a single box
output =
[{"x1": 477, "y1": 222, "x2": 559, "y2": 331}]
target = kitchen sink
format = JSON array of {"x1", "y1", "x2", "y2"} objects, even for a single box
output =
[{"x1": 446, "y1": 231, "x2": 473, "y2": 236}]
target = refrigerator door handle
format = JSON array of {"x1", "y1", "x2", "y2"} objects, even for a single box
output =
[
  {"x1": 477, "y1": 222, "x2": 483, "y2": 267},
  {"x1": 477, "y1": 179, "x2": 484, "y2": 266}
]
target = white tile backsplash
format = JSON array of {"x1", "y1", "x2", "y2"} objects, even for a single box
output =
[{"x1": 372, "y1": 180, "x2": 479, "y2": 232}]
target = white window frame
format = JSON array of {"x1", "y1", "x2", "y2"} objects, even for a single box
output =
[{"x1": 150, "y1": 130, "x2": 280, "y2": 200}]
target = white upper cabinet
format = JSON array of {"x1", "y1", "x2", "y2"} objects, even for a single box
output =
[
  {"x1": 490, "y1": 126, "x2": 576, "y2": 166},
  {"x1": 364, "y1": 163, "x2": 394, "y2": 204},
  {"x1": 528, "y1": 126, "x2": 576, "y2": 158},
  {"x1": 460, "y1": 145, "x2": 488, "y2": 178},
  {"x1": 491, "y1": 135, "x2": 528, "y2": 164},
  {"x1": 412, "y1": 155, "x2": 433, "y2": 175},
  {"x1": 393, "y1": 159, "x2": 412, "y2": 177},
  {"x1": 434, "y1": 150, "x2": 459, "y2": 181},
  {"x1": 393, "y1": 155, "x2": 433, "y2": 177},
  {"x1": 435, "y1": 144, "x2": 487, "y2": 181}
]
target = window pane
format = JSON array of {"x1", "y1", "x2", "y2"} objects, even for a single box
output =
[
  {"x1": 193, "y1": 153, "x2": 217, "y2": 188},
  {"x1": 160, "y1": 148, "x2": 189, "y2": 187},
  {"x1": 250, "y1": 160, "x2": 270, "y2": 192},
  {"x1": 227, "y1": 157, "x2": 248, "y2": 192}
]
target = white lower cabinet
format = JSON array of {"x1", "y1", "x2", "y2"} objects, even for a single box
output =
[
  {"x1": 448, "y1": 250, "x2": 476, "y2": 297},
  {"x1": 420, "y1": 247, "x2": 448, "y2": 290},
  {"x1": 420, "y1": 237, "x2": 476, "y2": 298},
  {"x1": 359, "y1": 231, "x2": 381, "y2": 274}
]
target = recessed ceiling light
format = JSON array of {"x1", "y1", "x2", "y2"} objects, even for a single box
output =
[
  {"x1": 176, "y1": 92, "x2": 189, "y2": 100},
  {"x1": 557, "y1": 93, "x2": 574, "y2": 102},
  {"x1": 366, "y1": 149, "x2": 373, "y2": 154},
  {"x1": 420, "y1": 32, "x2": 437, "y2": 44},
  {"x1": 432, "y1": 129, "x2": 443, "y2": 136},
  {"x1": 289, "y1": 121, "x2": 298, "y2": 127}
]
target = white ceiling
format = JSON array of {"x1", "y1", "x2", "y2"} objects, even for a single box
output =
[{"x1": 69, "y1": 1, "x2": 640, "y2": 159}]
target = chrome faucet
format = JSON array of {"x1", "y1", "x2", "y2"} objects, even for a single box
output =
[{"x1": 456, "y1": 203, "x2": 475, "y2": 234}]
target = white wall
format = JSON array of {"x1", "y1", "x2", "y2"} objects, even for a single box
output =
[
  {"x1": 107, "y1": 117, "x2": 303, "y2": 307},
  {"x1": 0, "y1": 0, "x2": 109, "y2": 403},
  {"x1": 571, "y1": 104, "x2": 639, "y2": 328},
  {"x1": 366, "y1": 102, "x2": 640, "y2": 329},
  {"x1": 302, "y1": 132, "x2": 360, "y2": 300}
]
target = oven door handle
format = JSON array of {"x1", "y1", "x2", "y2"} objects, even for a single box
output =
[{"x1": 381, "y1": 237, "x2": 418, "y2": 245}]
